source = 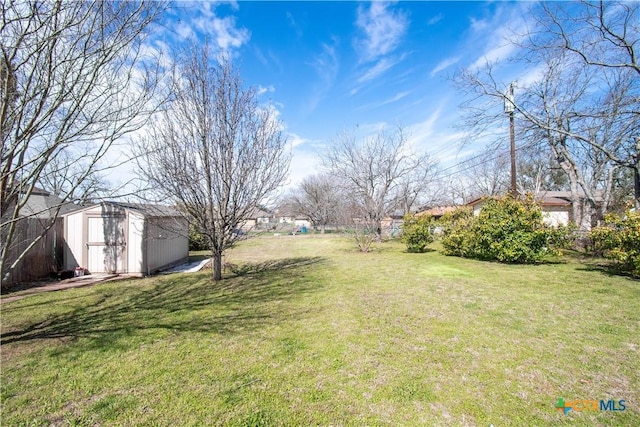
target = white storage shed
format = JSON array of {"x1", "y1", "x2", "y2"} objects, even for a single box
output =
[{"x1": 62, "y1": 202, "x2": 188, "y2": 275}]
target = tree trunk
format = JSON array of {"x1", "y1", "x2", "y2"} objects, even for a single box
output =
[
  {"x1": 212, "y1": 251, "x2": 223, "y2": 282},
  {"x1": 375, "y1": 219, "x2": 383, "y2": 242}
]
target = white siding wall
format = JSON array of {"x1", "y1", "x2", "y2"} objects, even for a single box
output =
[
  {"x1": 64, "y1": 212, "x2": 84, "y2": 270},
  {"x1": 145, "y1": 217, "x2": 188, "y2": 273},
  {"x1": 472, "y1": 202, "x2": 483, "y2": 216},
  {"x1": 128, "y1": 213, "x2": 145, "y2": 274},
  {"x1": 543, "y1": 208, "x2": 570, "y2": 227}
]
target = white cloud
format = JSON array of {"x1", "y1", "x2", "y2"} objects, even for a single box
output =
[
  {"x1": 470, "y1": 17, "x2": 490, "y2": 32},
  {"x1": 356, "y1": 57, "x2": 396, "y2": 84},
  {"x1": 380, "y1": 90, "x2": 410, "y2": 106},
  {"x1": 307, "y1": 41, "x2": 339, "y2": 111},
  {"x1": 174, "y1": 2, "x2": 250, "y2": 54},
  {"x1": 280, "y1": 133, "x2": 325, "y2": 188},
  {"x1": 469, "y1": 41, "x2": 518, "y2": 71},
  {"x1": 212, "y1": 16, "x2": 250, "y2": 51},
  {"x1": 354, "y1": 2, "x2": 409, "y2": 62},
  {"x1": 356, "y1": 90, "x2": 410, "y2": 111},
  {"x1": 175, "y1": 21, "x2": 196, "y2": 40},
  {"x1": 517, "y1": 64, "x2": 546, "y2": 87},
  {"x1": 287, "y1": 148, "x2": 323, "y2": 188},
  {"x1": 466, "y1": 4, "x2": 531, "y2": 71},
  {"x1": 257, "y1": 85, "x2": 275, "y2": 96},
  {"x1": 287, "y1": 132, "x2": 311, "y2": 149},
  {"x1": 406, "y1": 107, "x2": 442, "y2": 149},
  {"x1": 286, "y1": 11, "x2": 303, "y2": 38},
  {"x1": 431, "y1": 56, "x2": 461, "y2": 76},
  {"x1": 427, "y1": 13, "x2": 443, "y2": 26}
]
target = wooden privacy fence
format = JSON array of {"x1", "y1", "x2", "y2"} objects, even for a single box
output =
[{"x1": 1, "y1": 217, "x2": 64, "y2": 287}]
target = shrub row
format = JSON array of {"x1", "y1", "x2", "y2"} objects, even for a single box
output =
[{"x1": 401, "y1": 196, "x2": 640, "y2": 276}]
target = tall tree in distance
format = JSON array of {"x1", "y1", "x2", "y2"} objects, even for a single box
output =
[
  {"x1": 285, "y1": 173, "x2": 342, "y2": 233},
  {"x1": 455, "y1": 1, "x2": 639, "y2": 229},
  {"x1": 138, "y1": 45, "x2": 290, "y2": 281},
  {"x1": 323, "y1": 126, "x2": 435, "y2": 243},
  {"x1": 1, "y1": 0, "x2": 166, "y2": 284}
]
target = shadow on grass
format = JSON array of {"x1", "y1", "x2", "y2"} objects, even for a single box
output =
[
  {"x1": 577, "y1": 262, "x2": 639, "y2": 280},
  {"x1": 228, "y1": 257, "x2": 324, "y2": 276},
  {"x1": 403, "y1": 248, "x2": 437, "y2": 254},
  {"x1": 1, "y1": 257, "x2": 326, "y2": 348}
]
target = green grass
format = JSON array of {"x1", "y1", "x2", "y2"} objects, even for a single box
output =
[{"x1": 1, "y1": 235, "x2": 639, "y2": 426}]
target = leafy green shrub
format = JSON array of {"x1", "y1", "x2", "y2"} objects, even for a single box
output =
[
  {"x1": 437, "y1": 206, "x2": 473, "y2": 228},
  {"x1": 589, "y1": 209, "x2": 640, "y2": 277},
  {"x1": 402, "y1": 214, "x2": 435, "y2": 252},
  {"x1": 188, "y1": 224, "x2": 208, "y2": 251},
  {"x1": 436, "y1": 206, "x2": 473, "y2": 239},
  {"x1": 441, "y1": 196, "x2": 570, "y2": 263}
]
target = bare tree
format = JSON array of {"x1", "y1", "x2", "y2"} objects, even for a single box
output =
[
  {"x1": 138, "y1": 46, "x2": 290, "y2": 281},
  {"x1": 285, "y1": 173, "x2": 342, "y2": 233},
  {"x1": 531, "y1": 1, "x2": 640, "y2": 76},
  {"x1": 455, "y1": 1, "x2": 639, "y2": 228},
  {"x1": 323, "y1": 126, "x2": 435, "y2": 244},
  {"x1": 396, "y1": 155, "x2": 440, "y2": 214},
  {"x1": 1, "y1": 0, "x2": 166, "y2": 284},
  {"x1": 516, "y1": 143, "x2": 568, "y2": 195},
  {"x1": 527, "y1": 1, "x2": 639, "y2": 207},
  {"x1": 465, "y1": 150, "x2": 510, "y2": 198}
]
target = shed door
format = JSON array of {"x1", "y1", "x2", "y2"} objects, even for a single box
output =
[{"x1": 86, "y1": 215, "x2": 126, "y2": 273}]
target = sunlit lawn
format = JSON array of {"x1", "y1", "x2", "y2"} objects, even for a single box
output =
[{"x1": 1, "y1": 235, "x2": 638, "y2": 426}]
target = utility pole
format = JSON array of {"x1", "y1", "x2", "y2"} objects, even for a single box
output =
[
  {"x1": 634, "y1": 137, "x2": 640, "y2": 210},
  {"x1": 505, "y1": 81, "x2": 517, "y2": 197}
]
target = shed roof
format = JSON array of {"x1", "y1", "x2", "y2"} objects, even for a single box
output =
[{"x1": 61, "y1": 201, "x2": 183, "y2": 218}]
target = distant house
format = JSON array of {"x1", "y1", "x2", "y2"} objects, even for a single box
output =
[
  {"x1": 466, "y1": 191, "x2": 604, "y2": 229},
  {"x1": 274, "y1": 207, "x2": 311, "y2": 229},
  {"x1": 381, "y1": 213, "x2": 404, "y2": 237},
  {"x1": 62, "y1": 202, "x2": 188, "y2": 275},
  {"x1": 240, "y1": 207, "x2": 273, "y2": 231},
  {"x1": 18, "y1": 186, "x2": 78, "y2": 218}
]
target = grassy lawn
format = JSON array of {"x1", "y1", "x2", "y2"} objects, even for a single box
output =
[{"x1": 1, "y1": 235, "x2": 638, "y2": 426}]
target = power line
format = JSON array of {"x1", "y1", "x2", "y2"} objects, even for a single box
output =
[{"x1": 431, "y1": 138, "x2": 543, "y2": 182}]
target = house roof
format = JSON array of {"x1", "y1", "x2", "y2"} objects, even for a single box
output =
[
  {"x1": 466, "y1": 191, "x2": 603, "y2": 207},
  {"x1": 19, "y1": 187, "x2": 79, "y2": 218},
  {"x1": 246, "y1": 207, "x2": 272, "y2": 219},
  {"x1": 416, "y1": 206, "x2": 459, "y2": 217},
  {"x1": 114, "y1": 203, "x2": 183, "y2": 217},
  {"x1": 536, "y1": 190, "x2": 604, "y2": 203},
  {"x1": 537, "y1": 196, "x2": 571, "y2": 207}
]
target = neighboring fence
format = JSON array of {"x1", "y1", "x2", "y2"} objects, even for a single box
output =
[{"x1": 1, "y1": 217, "x2": 64, "y2": 288}]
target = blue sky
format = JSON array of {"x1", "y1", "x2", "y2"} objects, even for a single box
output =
[{"x1": 153, "y1": 1, "x2": 534, "y2": 187}]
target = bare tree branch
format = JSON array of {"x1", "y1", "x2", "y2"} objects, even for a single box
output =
[
  {"x1": 137, "y1": 45, "x2": 290, "y2": 281},
  {"x1": 323, "y1": 126, "x2": 436, "y2": 245},
  {"x1": 1, "y1": 0, "x2": 167, "y2": 285}
]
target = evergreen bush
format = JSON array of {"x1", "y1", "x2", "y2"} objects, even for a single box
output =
[
  {"x1": 441, "y1": 196, "x2": 569, "y2": 263},
  {"x1": 401, "y1": 214, "x2": 435, "y2": 253},
  {"x1": 589, "y1": 209, "x2": 640, "y2": 277}
]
